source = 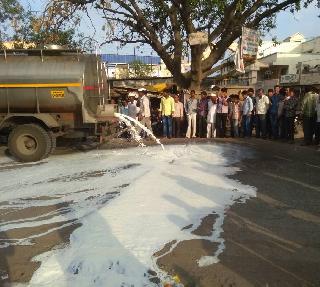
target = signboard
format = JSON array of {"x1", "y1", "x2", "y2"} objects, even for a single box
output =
[
  {"x1": 189, "y1": 32, "x2": 208, "y2": 46},
  {"x1": 51, "y1": 90, "x2": 65, "y2": 98},
  {"x1": 280, "y1": 74, "x2": 299, "y2": 84},
  {"x1": 241, "y1": 27, "x2": 259, "y2": 58}
]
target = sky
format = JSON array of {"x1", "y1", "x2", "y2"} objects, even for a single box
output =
[{"x1": 21, "y1": 0, "x2": 320, "y2": 55}]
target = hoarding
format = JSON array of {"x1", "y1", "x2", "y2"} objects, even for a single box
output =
[
  {"x1": 280, "y1": 74, "x2": 299, "y2": 84},
  {"x1": 241, "y1": 27, "x2": 259, "y2": 59}
]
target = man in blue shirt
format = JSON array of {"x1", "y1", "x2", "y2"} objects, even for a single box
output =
[{"x1": 269, "y1": 85, "x2": 281, "y2": 139}]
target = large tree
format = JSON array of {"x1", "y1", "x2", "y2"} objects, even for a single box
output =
[
  {"x1": 0, "y1": 0, "x2": 25, "y2": 43},
  {"x1": 17, "y1": 1, "x2": 320, "y2": 88}
]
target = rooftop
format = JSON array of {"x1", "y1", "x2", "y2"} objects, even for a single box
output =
[{"x1": 101, "y1": 54, "x2": 161, "y2": 65}]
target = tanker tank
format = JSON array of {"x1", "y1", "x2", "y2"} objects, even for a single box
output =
[{"x1": 0, "y1": 48, "x2": 116, "y2": 162}]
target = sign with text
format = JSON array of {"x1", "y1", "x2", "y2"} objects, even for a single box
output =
[
  {"x1": 189, "y1": 32, "x2": 208, "y2": 46},
  {"x1": 280, "y1": 74, "x2": 299, "y2": 84},
  {"x1": 241, "y1": 27, "x2": 259, "y2": 59},
  {"x1": 51, "y1": 90, "x2": 65, "y2": 99}
]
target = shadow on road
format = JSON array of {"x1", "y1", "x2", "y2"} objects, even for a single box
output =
[{"x1": 156, "y1": 142, "x2": 320, "y2": 287}]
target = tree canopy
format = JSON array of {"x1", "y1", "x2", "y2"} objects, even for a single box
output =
[
  {"x1": 66, "y1": 0, "x2": 320, "y2": 89},
  {"x1": 0, "y1": 0, "x2": 92, "y2": 49},
  {"x1": 129, "y1": 60, "x2": 155, "y2": 78},
  {"x1": 2, "y1": 0, "x2": 319, "y2": 88}
]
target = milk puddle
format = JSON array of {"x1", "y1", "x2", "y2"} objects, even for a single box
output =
[{"x1": 0, "y1": 144, "x2": 255, "y2": 287}]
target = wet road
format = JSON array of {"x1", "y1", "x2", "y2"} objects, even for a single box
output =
[
  {"x1": 159, "y1": 138, "x2": 320, "y2": 287},
  {"x1": 0, "y1": 138, "x2": 319, "y2": 287}
]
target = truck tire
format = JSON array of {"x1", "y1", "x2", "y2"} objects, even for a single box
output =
[{"x1": 8, "y1": 124, "x2": 52, "y2": 162}]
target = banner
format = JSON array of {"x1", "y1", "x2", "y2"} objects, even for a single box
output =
[{"x1": 241, "y1": 27, "x2": 259, "y2": 58}]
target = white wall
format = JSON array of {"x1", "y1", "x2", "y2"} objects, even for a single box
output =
[
  {"x1": 275, "y1": 53, "x2": 320, "y2": 74},
  {"x1": 300, "y1": 37, "x2": 320, "y2": 54}
]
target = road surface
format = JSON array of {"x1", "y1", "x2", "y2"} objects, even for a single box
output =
[{"x1": 0, "y1": 138, "x2": 319, "y2": 287}]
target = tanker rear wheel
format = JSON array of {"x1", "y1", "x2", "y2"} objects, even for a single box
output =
[{"x1": 8, "y1": 124, "x2": 52, "y2": 162}]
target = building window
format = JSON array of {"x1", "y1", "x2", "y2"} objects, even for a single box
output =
[
  {"x1": 280, "y1": 67, "x2": 288, "y2": 75},
  {"x1": 264, "y1": 70, "x2": 272, "y2": 80}
]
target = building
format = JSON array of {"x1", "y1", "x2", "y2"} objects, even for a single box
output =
[
  {"x1": 101, "y1": 54, "x2": 161, "y2": 79},
  {"x1": 101, "y1": 54, "x2": 191, "y2": 79},
  {"x1": 213, "y1": 33, "x2": 320, "y2": 90},
  {"x1": 101, "y1": 53, "x2": 190, "y2": 79}
]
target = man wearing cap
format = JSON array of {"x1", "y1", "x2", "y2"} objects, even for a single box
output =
[
  {"x1": 138, "y1": 88, "x2": 152, "y2": 135},
  {"x1": 159, "y1": 92, "x2": 175, "y2": 138}
]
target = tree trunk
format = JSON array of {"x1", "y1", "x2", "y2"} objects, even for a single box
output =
[{"x1": 189, "y1": 45, "x2": 203, "y2": 91}]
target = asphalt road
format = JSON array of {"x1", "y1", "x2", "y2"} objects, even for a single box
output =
[
  {"x1": 0, "y1": 138, "x2": 319, "y2": 287},
  {"x1": 158, "y1": 138, "x2": 320, "y2": 287}
]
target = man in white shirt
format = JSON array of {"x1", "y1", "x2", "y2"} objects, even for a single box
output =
[
  {"x1": 255, "y1": 88, "x2": 270, "y2": 139},
  {"x1": 207, "y1": 94, "x2": 217, "y2": 138},
  {"x1": 172, "y1": 95, "x2": 184, "y2": 138},
  {"x1": 137, "y1": 88, "x2": 152, "y2": 135},
  {"x1": 185, "y1": 90, "x2": 198, "y2": 138}
]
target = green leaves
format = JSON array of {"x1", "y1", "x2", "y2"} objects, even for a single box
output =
[
  {"x1": 129, "y1": 60, "x2": 155, "y2": 78},
  {"x1": 0, "y1": 0, "x2": 88, "y2": 50}
]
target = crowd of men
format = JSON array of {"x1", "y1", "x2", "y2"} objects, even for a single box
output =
[{"x1": 118, "y1": 85, "x2": 320, "y2": 146}]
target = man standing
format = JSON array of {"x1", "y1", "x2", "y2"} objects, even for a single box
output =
[
  {"x1": 241, "y1": 90, "x2": 253, "y2": 137},
  {"x1": 138, "y1": 88, "x2": 152, "y2": 135},
  {"x1": 119, "y1": 100, "x2": 129, "y2": 116},
  {"x1": 207, "y1": 94, "x2": 217, "y2": 138},
  {"x1": 197, "y1": 91, "x2": 208, "y2": 138},
  {"x1": 159, "y1": 92, "x2": 175, "y2": 138},
  {"x1": 270, "y1": 85, "x2": 281, "y2": 139},
  {"x1": 266, "y1": 88, "x2": 274, "y2": 139},
  {"x1": 301, "y1": 87, "x2": 318, "y2": 145},
  {"x1": 216, "y1": 88, "x2": 228, "y2": 137},
  {"x1": 128, "y1": 97, "x2": 138, "y2": 119},
  {"x1": 255, "y1": 88, "x2": 270, "y2": 139},
  {"x1": 186, "y1": 90, "x2": 198, "y2": 138},
  {"x1": 172, "y1": 95, "x2": 184, "y2": 138},
  {"x1": 283, "y1": 88, "x2": 298, "y2": 143},
  {"x1": 248, "y1": 88, "x2": 256, "y2": 137},
  {"x1": 315, "y1": 94, "x2": 320, "y2": 146},
  {"x1": 229, "y1": 96, "x2": 241, "y2": 137}
]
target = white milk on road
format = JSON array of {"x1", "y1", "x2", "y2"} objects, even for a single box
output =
[
  {"x1": 114, "y1": 113, "x2": 165, "y2": 150},
  {"x1": 0, "y1": 144, "x2": 255, "y2": 287}
]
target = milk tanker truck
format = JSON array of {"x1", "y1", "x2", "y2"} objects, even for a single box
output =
[{"x1": 0, "y1": 47, "x2": 116, "y2": 162}]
